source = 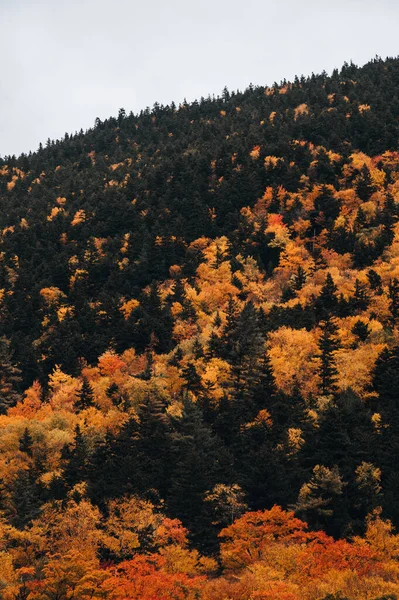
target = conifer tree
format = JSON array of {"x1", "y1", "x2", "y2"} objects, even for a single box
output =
[
  {"x1": 167, "y1": 394, "x2": 233, "y2": 548},
  {"x1": 0, "y1": 337, "x2": 22, "y2": 414},
  {"x1": 61, "y1": 425, "x2": 89, "y2": 489},
  {"x1": 75, "y1": 376, "x2": 95, "y2": 410},
  {"x1": 318, "y1": 319, "x2": 340, "y2": 395},
  {"x1": 19, "y1": 427, "x2": 33, "y2": 456},
  {"x1": 356, "y1": 164, "x2": 376, "y2": 201},
  {"x1": 316, "y1": 273, "x2": 340, "y2": 319}
]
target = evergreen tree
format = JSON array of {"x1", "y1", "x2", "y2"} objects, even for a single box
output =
[
  {"x1": 19, "y1": 427, "x2": 33, "y2": 456},
  {"x1": 75, "y1": 376, "x2": 95, "y2": 410},
  {"x1": 294, "y1": 464, "x2": 346, "y2": 536},
  {"x1": 61, "y1": 425, "x2": 89, "y2": 489},
  {"x1": 356, "y1": 164, "x2": 376, "y2": 201},
  {"x1": 317, "y1": 319, "x2": 340, "y2": 395},
  {"x1": 367, "y1": 269, "x2": 383, "y2": 294},
  {"x1": 167, "y1": 394, "x2": 232, "y2": 549},
  {"x1": 316, "y1": 273, "x2": 340, "y2": 319},
  {"x1": 8, "y1": 467, "x2": 41, "y2": 529},
  {"x1": 0, "y1": 337, "x2": 22, "y2": 414},
  {"x1": 388, "y1": 278, "x2": 399, "y2": 324},
  {"x1": 134, "y1": 391, "x2": 172, "y2": 499}
]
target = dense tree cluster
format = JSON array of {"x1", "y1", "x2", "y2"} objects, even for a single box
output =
[{"x1": 0, "y1": 56, "x2": 399, "y2": 597}]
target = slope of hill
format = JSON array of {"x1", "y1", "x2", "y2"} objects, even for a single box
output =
[{"x1": 0, "y1": 56, "x2": 399, "y2": 598}]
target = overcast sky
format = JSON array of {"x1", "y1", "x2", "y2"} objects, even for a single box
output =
[{"x1": 1, "y1": 0, "x2": 399, "y2": 157}]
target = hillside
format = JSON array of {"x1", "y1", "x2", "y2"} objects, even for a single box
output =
[{"x1": 0, "y1": 56, "x2": 399, "y2": 598}]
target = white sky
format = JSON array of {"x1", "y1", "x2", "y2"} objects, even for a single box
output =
[{"x1": 1, "y1": 0, "x2": 399, "y2": 157}]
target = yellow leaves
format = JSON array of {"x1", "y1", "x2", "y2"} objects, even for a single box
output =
[
  {"x1": 358, "y1": 103, "x2": 371, "y2": 113},
  {"x1": 120, "y1": 232, "x2": 130, "y2": 254},
  {"x1": 57, "y1": 306, "x2": 74, "y2": 322},
  {"x1": 269, "y1": 111, "x2": 277, "y2": 123},
  {"x1": 370, "y1": 166, "x2": 386, "y2": 189},
  {"x1": 371, "y1": 412, "x2": 383, "y2": 433},
  {"x1": 219, "y1": 110, "x2": 226, "y2": 117},
  {"x1": 249, "y1": 145, "x2": 261, "y2": 160},
  {"x1": 31, "y1": 498, "x2": 102, "y2": 560},
  {"x1": 40, "y1": 287, "x2": 66, "y2": 306},
  {"x1": 279, "y1": 84, "x2": 290, "y2": 94},
  {"x1": 294, "y1": 103, "x2": 308, "y2": 118},
  {"x1": 350, "y1": 151, "x2": 373, "y2": 171},
  {"x1": 109, "y1": 162, "x2": 124, "y2": 171},
  {"x1": 159, "y1": 544, "x2": 217, "y2": 576},
  {"x1": 71, "y1": 209, "x2": 86, "y2": 225},
  {"x1": 327, "y1": 149, "x2": 341, "y2": 163},
  {"x1": 264, "y1": 155, "x2": 282, "y2": 169},
  {"x1": 1, "y1": 226, "x2": 14, "y2": 236},
  {"x1": 6, "y1": 181, "x2": 15, "y2": 191},
  {"x1": 102, "y1": 496, "x2": 162, "y2": 559},
  {"x1": 266, "y1": 213, "x2": 291, "y2": 248},
  {"x1": 56, "y1": 196, "x2": 67, "y2": 205},
  {"x1": 200, "y1": 358, "x2": 231, "y2": 401},
  {"x1": 276, "y1": 242, "x2": 315, "y2": 280},
  {"x1": 335, "y1": 343, "x2": 385, "y2": 398},
  {"x1": 268, "y1": 327, "x2": 318, "y2": 397},
  {"x1": 286, "y1": 428, "x2": 305, "y2": 454},
  {"x1": 243, "y1": 409, "x2": 273, "y2": 430},
  {"x1": 48, "y1": 365, "x2": 76, "y2": 393},
  {"x1": 120, "y1": 298, "x2": 140, "y2": 319},
  {"x1": 47, "y1": 206, "x2": 64, "y2": 221},
  {"x1": 69, "y1": 268, "x2": 88, "y2": 288}
]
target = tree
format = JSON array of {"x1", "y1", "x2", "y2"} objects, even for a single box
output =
[
  {"x1": 367, "y1": 269, "x2": 383, "y2": 293},
  {"x1": 0, "y1": 337, "x2": 22, "y2": 414},
  {"x1": 316, "y1": 274, "x2": 340, "y2": 319},
  {"x1": 167, "y1": 395, "x2": 232, "y2": 549},
  {"x1": 204, "y1": 483, "x2": 247, "y2": 527},
  {"x1": 356, "y1": 164, "x2": 376, "y2": 201},
  {"x1": 294, "y1": 465, "x2": 345, "y2": 534},
  {"x1": 75, "y1": 376, "x2": 95, "y2": 410},
  {"x1": 219, "y1": 505, "x2": 309, "y2": 571},
  {"x1": 62, "y1": 425, "x2": 89, "y2": 490},
  {"x1": 388, "y1": 278, "x2": 399, "y2": 324},
  {"x1": 351, "y1": 319, "x2": 370, "y2": 343},
  {"x1": 19, "y1": 427, "x2": 33, "y2": 456},
  {"x1": 317, "y1": 319, "x2": 340, "y2": 395}
]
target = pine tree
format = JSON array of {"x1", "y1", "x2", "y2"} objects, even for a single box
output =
[
  {"x1": 356, "y1": 164, "x2": 376, "y2": 201},
  {"x1": 75, "y1": 376, "x2": 95, "y2": 410},
  {"x1": 0, "y1": 337, "x2": 22, "y2": 414},
  {"x1": 61, "y1": 425, "x2": 89, "y2": 489},
  {"x1": 294, "y1": 465, "x2": 345, "y2": 535},
  {"x1": 388, "y1": 278, "x2": 399, "y2": 324},
  {"x1": 87, "y1": 429, "x2": 122, "y2": 504},
  {"x1": 192, "y1": 338, "x2": 204, "y2": 359},
  {"x1": 367, "y1": 269, "x2": 383, "y2": 294},
  {"x1": 350, "y1": 278, "x2": 370, "y2": 312},
  {"x1": 316, "y1": 273, "x2": 339, "y2": 319},
  {"x1": 167, "y1": 394, "x2": 233, "y2": 549},
  {"x1": 318, "y1": 319, "x2": 340, "y2": 395},
  {"x1": 134, "y1": 391, "x2": 172, "y2": 499},
  {"x1": 19, "y1": 427, "x2": 33, "y2": 456},
  {"x1": 351, "y1": 319, "x2": 370, "y2": 343},
  {"x1": 292, "y1": 265, "x2": 307, "y2": 291},
  {"x1": 8, "y1": 467, "x2": 41, "y2": 529},
  {"x1": 181, "y1": 361, "x2": 202, "y2": 395}
]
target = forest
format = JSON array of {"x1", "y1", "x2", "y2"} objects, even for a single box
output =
[{"x1": 0, "y1": 56, "x2": 399, "y2": 597}]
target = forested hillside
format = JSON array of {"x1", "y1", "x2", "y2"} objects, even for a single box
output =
[{"x1": 0, "y1": 56, "x2": 399, "y2": 598}]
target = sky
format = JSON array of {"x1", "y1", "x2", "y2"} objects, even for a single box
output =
[{"x1": 1, "y1": 0, "x2": 399, "y2": 157}]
